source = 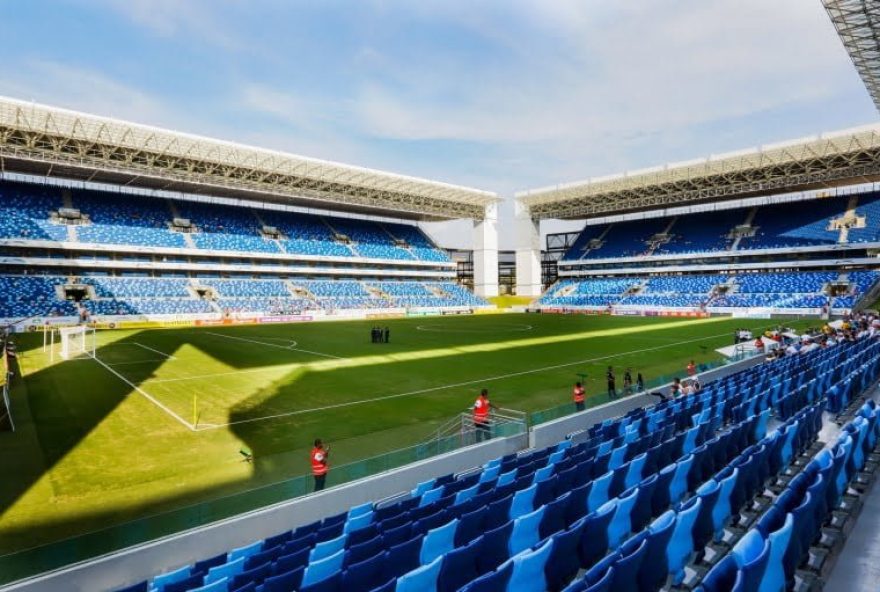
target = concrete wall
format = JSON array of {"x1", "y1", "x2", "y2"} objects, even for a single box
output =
[
  {"x1": 514, "y1": 201, "x2": 542, "y2": 297},
  {"x1": 473, "y1": 203, "x2": 499, "y2": 298},
  {"x1": 3, "y1": 432, "x2": 527, "y2": 592}
]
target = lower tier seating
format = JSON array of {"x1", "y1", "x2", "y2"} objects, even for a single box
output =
[
  {"x1": 539, "y1": 271, "x2": 880, "y2": 312},
  {"x1": 0, "y1": 276, "x2": 487, "y2": 319}
]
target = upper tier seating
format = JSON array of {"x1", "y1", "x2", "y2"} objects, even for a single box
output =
[
  {"x1": 739, "y1": 198, "x2": 845, "y2": 250},
  {"x1": 260, "y1": 210, "x2": 355, "y2": 258},
  {"x1": 117, "y1": 334, "x2": 880, "y2": 592},
  {"x1": 73, "y1": 190, "x2": 186, "y2": 248},
  {"x1": 583, "y1": 218, "x2": 670, "y2": 259},
  {"x1": 175, "y1": 201, "x2": 281, "y2": 254},
  {"x1": 562, "y1": 225, "x2": 610, "y2": 260},
  {"x1": 384, "y1": 223, "x2": 452, "y2": 263},
  {"x1": 654, "y1": 211, "x2": 738, "y2": 255},
  {"x1": 562, "y1": 192, "x2": 880, "y2": 262},
  {"x1": 325, "y1": 218, "x2": 415, "y2": 261},
  {"x1": 0, "y1": 181, "x2": 451, "y2": 263},
  {"x1": 0, "y1": 184, "x2": 68, "y2": 242},
  {"x1": 849, "y1": 193, "x2": 880, "y2": 243}
]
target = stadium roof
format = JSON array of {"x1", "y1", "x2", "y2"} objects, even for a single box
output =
[
  {"x1": 0, "y1": 97, "x2": 498, "y2": 221},
  {"x1": 823, "y1": 0, "x2": 880, "y2": 113},
  {"x1": 516, "y1": 124, "x2": 880, "y2": 220}
]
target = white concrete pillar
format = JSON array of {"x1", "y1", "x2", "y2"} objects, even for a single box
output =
[
  {"x1": 515, "y1": 201, "x2": 543, "y2": 297},
  {"x1": 473, "y1": 202, "x2": 499, "y2": 298}
]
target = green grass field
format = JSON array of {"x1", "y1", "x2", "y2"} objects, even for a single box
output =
[{"x1": 0, "y1": 313, "x2": 793, "y2": 560}]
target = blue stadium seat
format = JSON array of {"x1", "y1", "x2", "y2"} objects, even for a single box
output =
[
  {"x1": 730, "y1": 529, "x2": 770, "y2": 591},
  {"x1": 504, "y1": 537, "x2": 554, "y2": 592},
  {"x1": 438, "y1": 535, "x2": 483, "y2": 592},
  {"x1": 666, "y1": 497, "x2": 701, "y2": 585}
]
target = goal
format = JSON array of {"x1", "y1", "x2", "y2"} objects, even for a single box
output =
[{"x1": 44, "y1": 325, "x2": 97, "y2": 361}]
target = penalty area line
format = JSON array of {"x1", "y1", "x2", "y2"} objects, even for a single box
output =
[
  {"x1": 133, "y1": 343, "x2": 177, "y2": 360},
  {"x1": 194, "y1": 329, "x2": 735, "y2": 431},
  {"x1": 90, "y1": 355, "x2": 195, "y2": 431},
  {"x1": 204, "y1": 331, "x2": 343, "y2": 360}
]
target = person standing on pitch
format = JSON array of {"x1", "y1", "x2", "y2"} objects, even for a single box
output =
[
  {"x1": 623, "y1": 368, "x2": 633, "y2": 397},
  {"x1": 606, "y1": 366, "x2": 617, "y2": 400},
  {"x1": 384, "y1": 326, "x2": 390, "y2": 344},
  {"x1": 311, "y1": 439, "x2": 330, "y2": 492},
  {"x1": 473, "y1": 388, "x2": 497, "y2": 442},
  {"x1": 572, "y1": 381, "x2": 586, "y2": 412}
]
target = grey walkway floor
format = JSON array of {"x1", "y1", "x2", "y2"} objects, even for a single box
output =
[{"x1": 824, "y1": 386, "x2": 880, "y2": 592}]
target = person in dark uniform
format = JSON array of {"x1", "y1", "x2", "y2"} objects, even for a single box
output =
[
  {"x1": 384, "y1": 326, "x2": 390, "y2": 343},
  {"x1": 636, "y1": 372, "x2": 645, "y2": 392},
  {"x1": 606, "y1": 366, "x2": 617, "y2": 399},
  {"x1": 623, "y1": 368, "x2": 633, "y2": 397}
]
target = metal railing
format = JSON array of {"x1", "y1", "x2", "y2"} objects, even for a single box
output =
[{"x1": 424, "y1": 408, "x2": 528, "y2": 448}]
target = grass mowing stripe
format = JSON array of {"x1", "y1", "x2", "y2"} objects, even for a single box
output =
[
  {"x1": 90, "y1": 355, "x2": 195, "y2": 431},
  {"x1": 197, "y1": 328, "x2": 734, "y2": 430}
]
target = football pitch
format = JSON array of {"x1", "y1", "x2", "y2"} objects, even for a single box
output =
[{"x1": 0, "y1": 313, "x2": 801, "y2": 559}]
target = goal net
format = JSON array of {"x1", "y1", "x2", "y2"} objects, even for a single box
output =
[{"x1": 52, "y1": 326, "x2": 97, "y2": 360}]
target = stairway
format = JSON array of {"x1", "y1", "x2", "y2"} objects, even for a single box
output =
[
  {"x1": 730, "y1": 208, "x2": 758, "y2": 251},
  {"x1": 321, "y1": 218, "x2": 359, "y2": 256},
  {"x1": 644, "y1": 217, "x2": 677, "y2": 256},
  {"x1": 580, "y1": 225, "x2": 613, "y2": 259},
  {"x1": 285, "y1": 280, "x2": 318, "y2": 304},
  {"x1": 379, "y1": 223, "x2": 417, "y2": 260}
]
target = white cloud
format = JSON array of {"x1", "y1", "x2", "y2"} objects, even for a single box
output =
[{"x1": 0, "y1": 59, "x2": 172, "y2": 125}]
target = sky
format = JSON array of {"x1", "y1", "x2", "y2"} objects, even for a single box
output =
[{"x1": 1, "y1": 0, "x2": 877, "y2": 249}]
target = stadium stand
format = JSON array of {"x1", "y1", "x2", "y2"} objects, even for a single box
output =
[
  {"x1": 114, "y1": 332, "x2": 880, "y2": 592},
  {"x1": 538, "y1": 271, "x2": 880, "y2": 312},
  {"x1": 0, "y1": 180, "x2": 455, "y2": 264},
  {"x1": 73, "y1": 190, "x2": 187, "y2": 249},
  {"x1": 0, "y1": 275, "x2": 487, "y2": 320},
  {"x1": 0, "y1": 177, "x2": 486, "y2": 322},
  {"x1": 0, "y1": 183, "x2": 68, "y2": 242},
  {"x1": 561, "y1": 192, "x2": 880, "y2": 263}
]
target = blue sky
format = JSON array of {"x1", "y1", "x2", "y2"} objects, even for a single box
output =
[{"x1": 1, "y1": 0, "x2": 877, "y2": 248}]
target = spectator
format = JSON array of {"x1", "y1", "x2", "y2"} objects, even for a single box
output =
[{"x1": 606, "y1": 366, "x2": 617, "y2": 400}]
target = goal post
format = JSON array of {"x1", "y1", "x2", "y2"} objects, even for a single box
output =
[{"x1": 54, "y1": 326, "x2": 97, "y2": 361}]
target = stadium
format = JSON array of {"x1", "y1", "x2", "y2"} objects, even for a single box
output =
[{"x1": 1, "y1": 2, "x2": 880, "y2": 592}]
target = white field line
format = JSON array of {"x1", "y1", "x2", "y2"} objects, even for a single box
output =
[
  {"x1": 106, "y1": 359, "x2": 172, "y2": 367},
  {"x1": 194, "y1": 330, "x2": 735, "y2": 431},
  {"x1": 133, "y1": 343, "x2": 177, "y2": 360},
  {"x1": 204, "y1": 331, "x2": 343, "y2": 360},
  {"x1": 90, "y1": 355, "x2": 195, "y2": 431}
]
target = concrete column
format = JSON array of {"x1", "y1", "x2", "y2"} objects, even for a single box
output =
[
  {"x1": 473, "y1": 202, "x2": 499, "y2": 298},
  {"x1": 515, "y1": 201, "x2": 542, "y2": 297}
]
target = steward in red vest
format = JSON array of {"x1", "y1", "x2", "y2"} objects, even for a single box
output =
[
  {"x1": 311, "y1": 439, "x2": 330, "y2": 492},
  {"x1": 473, "y1": 389, "x2": 496, "y2": 442},
  {"x1": 573, "y1": 382, "x2": 586, "y2": 412}
]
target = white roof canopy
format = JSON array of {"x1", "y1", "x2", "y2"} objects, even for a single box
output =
[
  {"x1": 0, "y1": 97, "x2": 498, "y2": 221},
  {"x1": 516, "y1": 124, "x2": 880, "y2": 220},
  {"x1": 823, "y1": 0, "x2": 880, "y2": 113}
]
